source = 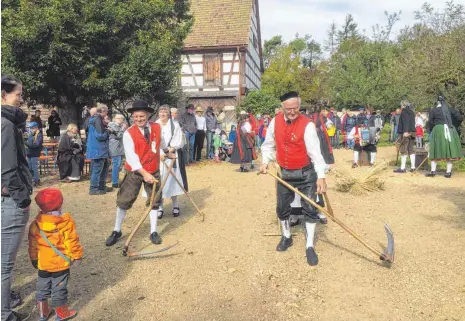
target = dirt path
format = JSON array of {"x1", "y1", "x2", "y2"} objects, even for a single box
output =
[{"x1": 13, "y1": 147, "x2": 465, "y2": 321}]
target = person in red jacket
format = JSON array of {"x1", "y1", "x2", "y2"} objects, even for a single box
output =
[
  {"x1": 105, "y1": 100, "x2": 176, "y2": 247},
  {"x1": 260, "y1": 91, "x2": 327, "y2": 266}
]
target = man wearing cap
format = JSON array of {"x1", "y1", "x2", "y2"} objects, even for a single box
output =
[
  {"x1": 105, "y1": 100, "x2": 176, "y2": 247},
  {"x1": 180, "y1": 104, "x2": 197, "y2": 164},
  {"x1": 205, "y1": 106, "x2": 219, "y2": 159},
  {"x1": 25, "y1": 122, "x2": 43, "y2": 186},
  {"x1": 261, "y1": 91, "x2": 328, "y2": 266}
]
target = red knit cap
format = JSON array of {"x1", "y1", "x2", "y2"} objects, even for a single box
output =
[{"x1": 35, "y1": 188, "x2": 64, "y2": 213}]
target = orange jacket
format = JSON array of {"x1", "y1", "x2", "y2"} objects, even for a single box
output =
[{"x1": 28, "y1": 213, "x2": 83, "y2": 272}]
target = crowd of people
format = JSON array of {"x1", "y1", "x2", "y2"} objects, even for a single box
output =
[{"x1": 2, "y1": 72, "x2": 464, "y2": 321}]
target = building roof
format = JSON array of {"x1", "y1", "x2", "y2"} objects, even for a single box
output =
[{"x1": 184, "y1": 0, "x2": 253, "y2": 48}]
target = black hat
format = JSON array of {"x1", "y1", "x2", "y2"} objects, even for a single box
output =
[
  {"x1": 207, "y1": 106, "x2": 214, "y2": 112},
  {"x1": 280, "y1": 91, "x2": 299, "y2": 102},
  {"x1": 127, "y1": 100, "x2": 154, "y2": 113}
]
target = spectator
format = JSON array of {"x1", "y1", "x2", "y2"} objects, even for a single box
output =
[
  {"x1": 390, "y1": 108, "x2": 401, "y2": 143},
  {"x1": 171, "y1": 107, "x2": 179, "y2": 121},
  {"x1": 258, "y1": 118, "x2": 269, "y2": 144},
  {"x1": 108, "y1": 114, "x2": 126, "y2": 188},
  {"x1": 57, "y1": 124, "x2": 84, "y2": 183},
  {"x1": 328, "y1": 108, "x2": 341, "y2": 149},
  {"x1": 356, "y1": 109, "x2": 366, "y2": 126},
  {"x1": 217, "y1": 108, "x2": 226, "y2": 130},
  {"x1": 194, "y1": 106, "x2": 206, "y2": 161},
  {"x1": 415, "y1": 112, "x2": 426, "y2": 148},
  {"x1": 1, "y1": 75, "x2": 33, "y2": 321},
  {"x1": 30, "y1": 109, "x2": 43, "y2": 131},
  {"x1": 228, "y1": 125, "x2": 237, "y2": 143},
  {"x1": 344, "y1": 111, "x2": 357, "y2": 149},
  {"x1": 82, "y1": 105, "x2": 90, "y2": 120},
  {"x1": 25, "y1": 122, "x2": 43, "y2": 186},
  {"x1": 86, "y1": 104, "x2": 110, "y2": 195},
  {"x1": 205, "y1": 106, "x2": 218, "y2": 159},
  {"x1": 47, "y1": 110, "x2": 62, "y2": 140},
  {"x1": 28, "y1": 188, "x2": 82, "y2": 321},
  {"x1": 180, "y1": 104, "x2": 197, "y2": 164}
]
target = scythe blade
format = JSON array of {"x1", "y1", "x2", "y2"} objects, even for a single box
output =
[{"x1": 382, "y1": 223, "x2": 395, "y2": 263}]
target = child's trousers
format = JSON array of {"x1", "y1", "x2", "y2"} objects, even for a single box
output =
[{"x1": 36, "y1": 269, "x2": 70, "y2": 307}]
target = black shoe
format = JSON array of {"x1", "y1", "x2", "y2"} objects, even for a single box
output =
[
  {"x1": 105, "y1": 186, "x2": 113, "y2": 192},
  {"x1": 276, "y1": 236, "x2": 293, "y2": 252},
  {"x1": 10, "y1": 291, "x2": 22, "y2": 309},
  {"x1": 112, "y1": 183, "x2": 119, "y2": 188},
  {"x1": 157, "y1": 210, "x2": 164, "y2": 219},
  {"x1": 250, "y1": 164, "x2": 255, "y2": 169},
  {"x1": 105, "y1": 231, "x2": 122, "y2": 246},
  {"x1": 444, "y1": 172, "x2": 452, "y2": 178},
  {"x1": 425, "y1": 171, "x2": 436, "y2": 177},
  {"x1": 150, "y1": 232, "x2": 162, "y2": 245},
  {"x1": 318, "y1": 216, "x2": 328, "y2": 225},
  {"x1": 173, "y1": 207, "x2": 180, "y2": 217},
  {"x1": 409, "y1": 168, "x2": 416, "y2": 173},
  {"x1": 393, "y1": 168, "x2": 406, "y2": 173},
  {"x1": 352, "y1": 163, "x2": 358, "y2": 169},
  {"x1": 306, "y1": 247, "x2": 319, "y2": 266},
  {"x1": 89, "y1": 190, "x2": 105, "y2": 195}
]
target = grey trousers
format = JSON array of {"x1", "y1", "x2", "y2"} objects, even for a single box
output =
[
  {"x1": 36, "y1": 270, "x2": 70, "y2": 307},
  {"x1": 1, "y1": 197, "x2": 30, "y2": 321}
]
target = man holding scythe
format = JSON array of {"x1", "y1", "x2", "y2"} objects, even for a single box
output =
[
  {"x1": 260, "y1": 91, "x2": 328, "y2": 266},
  {"x1": 105, "y1": 100, "x2": 176, "y2": 247}
]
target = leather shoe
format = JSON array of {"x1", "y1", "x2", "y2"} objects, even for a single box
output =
[
  {"x1": 105, "y1": 231, "x2": 122, "y2": 246},
  {"x1": 425, "y1": 171, "x2": 436, "y2": 177},
  {"x1": 150, "y1": 232, "x2": 162, "y2": 244},
  {"x1": 393, "y1": 168, "x2": 406, "y2": 173},
  {"x1": 444, "y1": 172, "x2": 452, "y2": 178},
  {"x1": 306, "y1": 247, "x2": 319, "y2": 266},
  {"x1": 276, "y1": 236, "x2": 293, "y2": 252}
]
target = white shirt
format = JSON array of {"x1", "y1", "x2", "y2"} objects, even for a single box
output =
[
  {"x1": 347, "y1": 127, "x2": 357, "y2": 140},
  {"x1": 156, "y1": 119, "x2": 185, "y2": 154},
  {"x1": 261, "y1": 117, "x2": 327, "y2": 179},
  {"x1": 415, "y1": 115, "x2": 426, "y2": 127},
  {"x1": 241, "y1": 122, "x2": 252, "y2": 134},
  {"x1": 195, "y1": 115, "x2": 207, "y2": 131},
  {"x1": 123, "y1": 122, "x2": 167, "y2": 172}
]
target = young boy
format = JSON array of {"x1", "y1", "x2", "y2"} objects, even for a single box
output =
[
  {"x1": 28, "y1": 188, "x2": 83, "y2": 321},
  {"x1": 25, "y1": 122, "x2": 43, "y2": 186}
]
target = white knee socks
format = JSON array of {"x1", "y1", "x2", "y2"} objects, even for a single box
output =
[
  {"x1": 353, "y1": 151, "x2": 359, "y2": 164},
  {"x1": 281, "y1": 220, "x2": 291, "y2": 238},
  {"x1": 149, "y1": 209, "x2": 159, "y2": 234},
  {"x1": 401, "y1": 155, "x2": 407, "y2": 170},
  {"x1": 370, "y1": 152, "x2": 376, "y2": 164},
  {"x1": 172, "y1": 196, "x2": 179, "y2": 209},
  {"x1": 305, "y1": 222, "x2": 316, "y2": 249},
  {"x1": 431, "y1": 160, "x2": 437, "y2": 172},
  {"x1": 410, "y1": 154, "x2": 416, "y2": 169},
  {"x1": 446, "y1": 161, "x2": 453, "y2": 173},
  {"x1": 114, "y1": 207, "x2": 126, "y2": 232}
]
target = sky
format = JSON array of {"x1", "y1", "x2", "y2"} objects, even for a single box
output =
[{"x1": 259, "y1": 0, "x2": 451, "y2": 45}]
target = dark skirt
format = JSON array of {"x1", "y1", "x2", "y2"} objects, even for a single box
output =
[
  {"x1": 230, "y1": 134, "x2": 256, "y2": 164},
  {"x1": 177, "y1": 149, "x2": 188, "y2": 192},
  {"x1": 317, "y1": 131, "x2": 335, "y2": 165},
  {"x1": 57, "y1": 152, "x2": 83, "y2": 179}
]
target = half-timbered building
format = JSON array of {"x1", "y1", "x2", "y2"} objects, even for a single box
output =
[{"x1": 180, "y1": 0, "x2": 264, "y2": 123}]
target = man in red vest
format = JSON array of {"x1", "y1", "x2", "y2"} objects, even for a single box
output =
[
  {"x1": 260, "y1": 91, "x2": 327, "y2": 266},
  {"x1": 105, "y1": 100, "x2": 176, "y2": 247}
]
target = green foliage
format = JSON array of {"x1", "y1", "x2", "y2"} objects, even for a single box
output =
[
  {"x1": 1, "y1": 0, "x2": 193, "y2": 113},
  {"x1": 240, "y1": 89, "x2": 281, "y2": 116}
]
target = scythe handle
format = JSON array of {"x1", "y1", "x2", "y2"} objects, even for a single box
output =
[
  {"x1": 123, "y1": 158, "x2": 176, "y2": 256},
  {"x1": 264, "y1": 171, "x2": 385, "y2": 260}
]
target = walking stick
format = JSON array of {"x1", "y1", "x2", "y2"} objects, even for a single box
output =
[
  {"x1": 395, "y1": 137, "x2": 405, "y2": 167},
  {"x1": 163, "y1": 161, "x2": 205, "y2": 221},
  {"x1": 123, "y1": 158, "x2": 176, "y2": 257},
  {"x1": 259, "y1": 171, "x2": 395, "y2": 263},
  {"x1": 323, "y1": 192, "x2": 335, "y2": 218}
]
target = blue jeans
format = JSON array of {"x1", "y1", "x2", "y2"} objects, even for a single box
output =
[
  {"x1": 111, "y1": 156, "x2": 122, "y2": 185},
  {"x1": 184, "y1": 132, "x2": 196, "y2": 162},
  {"x1": 27, "y1": 156, "x2": 39, "y2": 183},
  {"x1": 89, "y1": 158, "x2": 109, "y2": 192},
  {"x1": 347, "y1": 139, "x2": 355, "y2": 149},
  {"x1": 1, "y1": 197, "x2": 30, "y2": 321},
  {"x1": 206, "y1": 131, "x2": 214, "y2": 159}
]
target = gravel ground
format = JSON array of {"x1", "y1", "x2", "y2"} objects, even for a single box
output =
[{"x1": 12, "y1": 146, "x2": 465, "y2": 321}]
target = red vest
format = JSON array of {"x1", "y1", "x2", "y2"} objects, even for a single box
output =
[
  {"x1": 275, "y1": 114, "x2": 311, "y2": 170},
  {"x1": 124, "y1": 122, "x2": 161, "y2": 174}
]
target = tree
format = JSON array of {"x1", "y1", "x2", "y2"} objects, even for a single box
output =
[
  {"x1": 263, "y1": 35, "x2": 283, "y2": 69},
  {"x1": 324, "y1": 22, "x2": 338, "y2": 54},
  {"x1": 337, "y1": 14, "x2": 361, "y2": 44},
  {"x1": 1, "y1": 0, "x2": 193, "y2": 123},
  {"x1": 240, "y1": 89, "x2": 281, "y2": 115}
]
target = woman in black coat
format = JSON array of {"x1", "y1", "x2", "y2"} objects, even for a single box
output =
[
  {"x1": 57, "y1": 124, "x2": 84, "y2": 182},
  {"x1": 47, "y1": 110, "x2": 62, "y2": 139}
]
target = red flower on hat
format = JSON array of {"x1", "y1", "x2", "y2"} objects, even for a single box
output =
[{"x1": 35, "y1": 188, "x2": 64, "y2": 213}]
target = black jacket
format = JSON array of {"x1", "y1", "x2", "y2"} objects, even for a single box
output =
[
  {"x1": 428, "y1": 106, "x2": 464, "y2": 132},
  {"x1": 1, "y1": 105, "x2": 33, "y2": 208},
  {"x1": 397, "y1": 108, "x2": 415, "y2": 134}
]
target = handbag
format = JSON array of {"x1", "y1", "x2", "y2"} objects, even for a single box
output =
[{"x1": 35, "y1": 222, "x2": 72, "y2": 264}]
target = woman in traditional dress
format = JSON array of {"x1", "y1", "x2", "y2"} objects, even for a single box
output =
[
  {"x1": 156, "y1": 105, "x2": 188, "y2": 217},
  {"x1": 426, "y1": 96, "x2": 463, "y2": 178},
  {"x1": 312, "y1": 107, "x2": 335, "y2": 165},
  {"x1": 230, "y1": 112, "x2": 257, "y2": 172},
  {"x1": 56, "y1": 124, "x2": 84, "y2": 182}
]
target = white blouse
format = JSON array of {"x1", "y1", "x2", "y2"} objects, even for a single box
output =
[{"x1": 156, "y1": 119, "x2": 184, "y2": 154}]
